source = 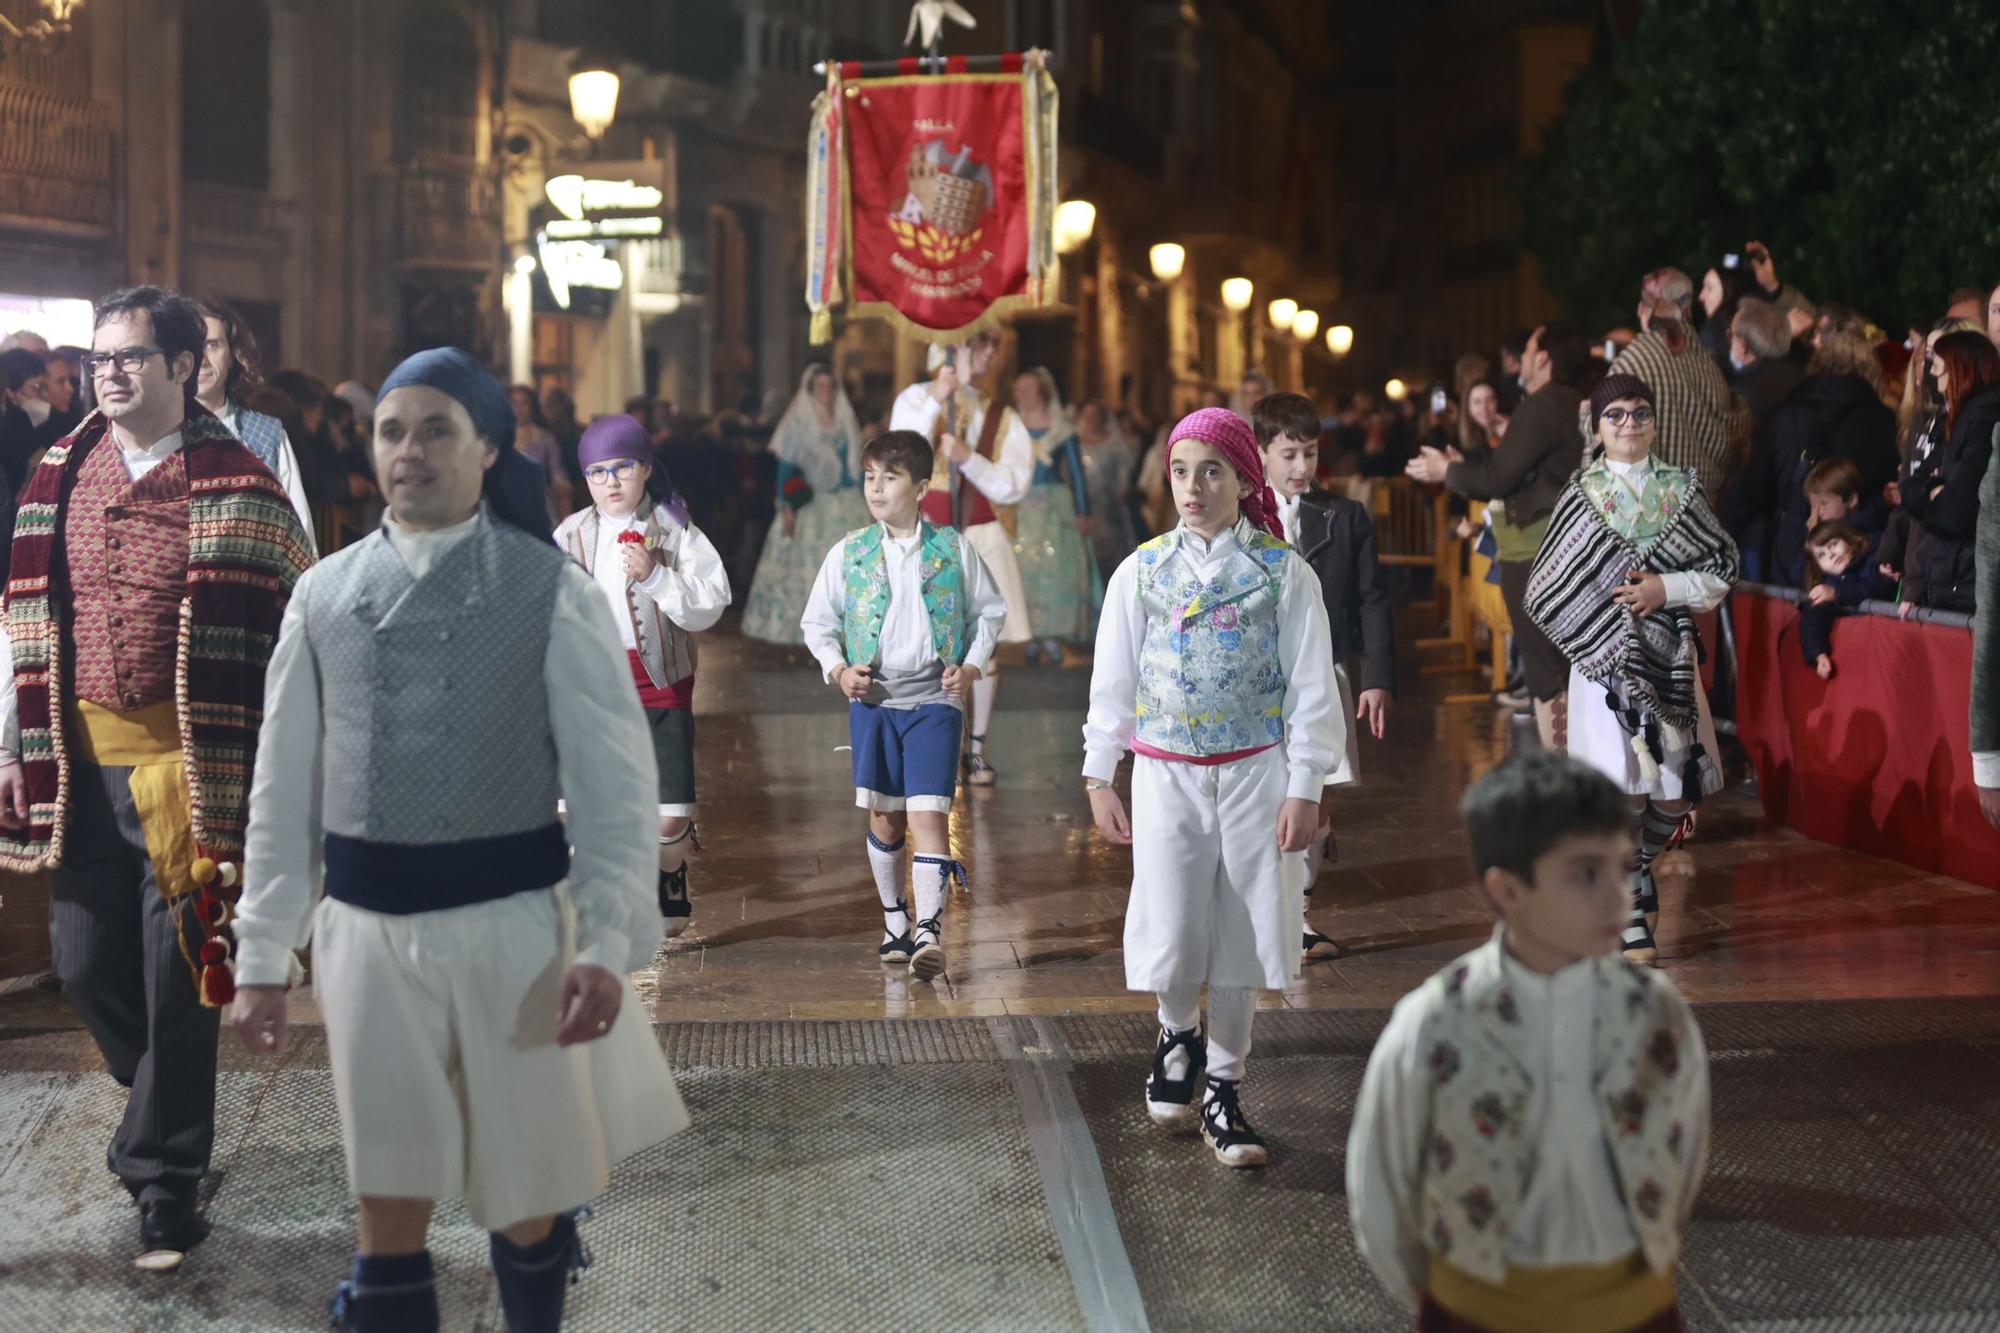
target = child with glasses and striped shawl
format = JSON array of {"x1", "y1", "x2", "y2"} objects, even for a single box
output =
[{"x1": 1524, "y1": 374, "x2": 1739, "y2": 966}]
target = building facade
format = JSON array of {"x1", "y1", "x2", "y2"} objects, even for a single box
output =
[{"x1": 0, "y1": 0, "x2": 511, "y2": 388}]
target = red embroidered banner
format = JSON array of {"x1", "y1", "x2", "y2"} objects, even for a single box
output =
[{"x1": 806, "y1": 64, "x2": 1056, "y2": 343}]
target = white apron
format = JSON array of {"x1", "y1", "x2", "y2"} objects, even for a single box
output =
[
  {"x1": 1565, "y1": 665, "x2": 1721, "y2": 802},
  {"x1": 963, "y1": 519, "x2": 1032, "y2": 644}
]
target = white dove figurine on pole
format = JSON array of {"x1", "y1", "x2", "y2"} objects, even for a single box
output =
[{"x1": 904, "y1": 1, "x2": 976, "y2": 52}]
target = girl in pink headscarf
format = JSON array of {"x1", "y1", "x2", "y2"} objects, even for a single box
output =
[{"x1": 1080, "y1": 405, "x2": 1347, "y2": 1169}]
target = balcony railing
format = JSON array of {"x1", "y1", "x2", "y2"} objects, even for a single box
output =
[
  {"x1": 397, "y1": 159, "x2": 501, "y2": 270},
  {"x1": 184, "y1": 182, "x2": 297, "y2": 247},
  {"x1": 0, "y1": 81, "x2": 113, "y2": 228}
]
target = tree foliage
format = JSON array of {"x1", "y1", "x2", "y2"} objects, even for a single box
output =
[{"x1": 1520, "y1": 0, "x2": 2000, "y2": 332}]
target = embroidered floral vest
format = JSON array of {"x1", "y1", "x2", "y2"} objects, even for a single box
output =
[
  {"x1": 1415, "y1": 930, "x2": 1705, "y2": 1286},
  {"x1": 1575, "y1": 455, "x2": 1695, "y2": 554},
  {"x1": 1132, "y1": 522, "x2": 1290, "y2": 755},
  {"x1": 839, "y1": 522, "x2": 964, "y2": 667}
]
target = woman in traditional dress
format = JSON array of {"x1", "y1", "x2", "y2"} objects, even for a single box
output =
[
  {"x1": 1077, "y1": 399, "x2": 1139, "y2": 573},
  {"x1": 742, "y1": 363, "x2": 868, "y2": 644},
  {"x1": 1011, "y1": 366, "x2": 1097, "y2": 663},
  {"x1": 510, "y1": 384, "x2": 573, "y2": 524},
  {"x1": 1525, "y1": 373, "x2": 1738, "y2": 966}
]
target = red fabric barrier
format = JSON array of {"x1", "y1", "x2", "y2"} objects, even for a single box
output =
[{"x1": 1731, "y1": 591, "x2": 2000, "y2": 888}]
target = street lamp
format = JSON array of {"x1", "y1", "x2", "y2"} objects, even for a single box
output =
[
  {"x1": 1148, "y1": 242, "x2": 1185, "y2": 282},
  {"x1": 1267, "y1": 297, "x2": 1298, "y2": 330},
  {"x1": 0, "y1": 0, "x2": 83, "y2": 62},
  {"x1": 1384, "y1": 377, "x2": 1408, "y2": 402},
  {"x1": 1291, "y1": 309, "x2": 1320, "y2": 343},
  {"x1": 1326, "y1": 324, "x2": 1354, "y2": 357},
  {"x1": 1220, "y1": 277, "x2": 1254, "y2": 313},
  {"x1": 1054, "y1": 199, "x2": 1097, "y2": 255},
  {"x1": 568, "y1": 53, "x2": 621, "y2": 140}
]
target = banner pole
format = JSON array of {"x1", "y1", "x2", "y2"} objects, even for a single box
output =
[{"x1": 811, "y1": 52, "x2": 1050, "y2": 78}]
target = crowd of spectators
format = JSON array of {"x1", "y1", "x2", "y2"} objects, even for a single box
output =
[
  {"x1": 1377, "y1": 249, "x2": 1999, "y2": 704},
  {"x1": 1351, "y1": 246, "x2": 1998, "y2": 828}
]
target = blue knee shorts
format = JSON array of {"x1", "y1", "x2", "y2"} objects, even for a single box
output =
[{"x1": 849, "y1": 701, "x2": 962, "y2": 813}]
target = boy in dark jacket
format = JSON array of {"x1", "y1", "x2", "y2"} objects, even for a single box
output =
[
  {"x1": 1254, "y1": 392, "x2": 1396, "y2": 957},
  {"x1": 1799, "y1": 519, "x2": 1893, "y2": 678}
]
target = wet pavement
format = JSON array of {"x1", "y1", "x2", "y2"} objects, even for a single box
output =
[{"x1": 4, "y1": 615, "x2": 1999, "y2": 1330}]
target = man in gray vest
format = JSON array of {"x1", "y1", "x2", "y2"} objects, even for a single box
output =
[
  {"x1": 193, "y1": 300, "x2": 317, "y2": 554},
  {"x1": 228, "y1": 348, "x2": 687, "y2": 1332}
]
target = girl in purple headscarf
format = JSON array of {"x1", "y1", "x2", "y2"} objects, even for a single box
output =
[
  {"x1": 552, "y1": 414, "x2": 732, "y2": 936},
  {"x1": 1081, "y1": 406, "x2": 1348, "y2": 1170}
]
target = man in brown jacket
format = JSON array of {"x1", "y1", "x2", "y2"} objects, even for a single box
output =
[{"x1": 1409, "y1": 322, "x2": 1588, "y2": 749}]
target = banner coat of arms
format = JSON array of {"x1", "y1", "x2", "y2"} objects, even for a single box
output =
[{"x1": 806, "y1": 55, "x2": 1058, "y2": 344}]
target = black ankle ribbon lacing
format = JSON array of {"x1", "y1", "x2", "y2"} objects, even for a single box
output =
[
  {"x1": 568, "y1": 1204, "x2": 594, "y2": 1285},
  {"x1": 1201, "y1": 1077, "x2": 1254, "y2": 1141},
  {"x1": 328, "y1": 1282, "x2": 355, "y2": 1329}
]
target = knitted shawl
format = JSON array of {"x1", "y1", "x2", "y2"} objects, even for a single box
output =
[
  {"x1": 1524, "y1": 460, "x2": 1736, "y2": 753},
  {"x1": 2, "y1": 407, "x2": 311, "y2": 873}
]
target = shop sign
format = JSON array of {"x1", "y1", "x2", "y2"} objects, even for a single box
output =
[
  {"x1": 536, "y1": 235, "x2": 623, "y2": 310},
  {"x1": 543, "y1": 216, "x2": 665, "y2": 240},
  {"x1": 545, "y1": 172, "x2": 666, "y2": 221}
]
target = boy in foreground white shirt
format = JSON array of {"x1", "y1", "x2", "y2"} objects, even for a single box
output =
[
  {"x1": 800, "y1": 429, "x2": 1006, "y2": 980},
  {"x1": 229, "y1": 350, "x2": 686, "y2": 1332},
  {"x1": 1348, "y1": 751, "x2": 1709, "y2": 1333},
  {"x1": 554, "y1": 414, "x2": 731, "y2": 937},
  {"x1": 1083, "y1": 407, "x2": 1344, "y2": 1169}
]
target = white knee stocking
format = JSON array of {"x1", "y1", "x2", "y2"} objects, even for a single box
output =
[
  {"x1": 969, "y1": 673, "x2": 997, "y2": 751},
  {"x1": 659, "y1": 824, "x2": 692, "y2": 873},
  {"x1": 1155, "y1": 984, "x2": 1202, "y2": 1034},
  {"x1": 1205, "y1": 986, "x2": 1256, "y2": 1081},
  {"x1": 912, "y1": 854, "x2": 959, "y2": 936},
  {"x1": 1300, "y1": 837, "x2": 1329, "y2": 912},
  {"x1": 866, "y1": 830, "x2": 907, "y2": 918}
]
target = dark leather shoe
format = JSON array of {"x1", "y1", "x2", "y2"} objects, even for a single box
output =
[{"x1": 136, "y1": 1198, "x2": 211, "y2": 1271}]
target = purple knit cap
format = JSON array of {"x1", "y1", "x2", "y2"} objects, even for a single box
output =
[
  {"x1": 578, "y1": 413, "x2": 652, "y2": 469},
  {"x1": 1165, "y1": 406, "x2": 1284, "y2": 539}
]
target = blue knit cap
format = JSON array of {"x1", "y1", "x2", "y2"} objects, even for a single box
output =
[{"x1": 378, "y1": 347, "x2": 552, "y2": 541}]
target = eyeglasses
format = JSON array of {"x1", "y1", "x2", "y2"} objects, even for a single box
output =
[
  {"x1": 583, "y1": 460, "x2": 640, "y2": 483},
  {"x1": 1600, "y1": 407, "x2": 1655, "y2": 427},
  {"x1": 81, "y1": 346, "x2": 164, "y2": 379}
]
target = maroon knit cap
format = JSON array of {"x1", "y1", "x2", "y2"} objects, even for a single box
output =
[
  {"x1": 1165, "y1": 407, "x2": 1284, "y2": 539},
  {"x1": 1588, "y1": 373, "x2": 1657, "y2": 433}
]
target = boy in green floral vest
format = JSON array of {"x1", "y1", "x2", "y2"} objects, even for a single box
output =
[
  {"x1": 800, "y1": 430, "x2": 1006, "y2": 979},
  {"x1": 1348, "y1": 751, "x2": 1710, "y2": 1332}
]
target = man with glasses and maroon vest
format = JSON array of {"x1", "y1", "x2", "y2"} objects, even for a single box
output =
[{"x1": 0, "y1": 285, "x2": 311, "y2": 1270}]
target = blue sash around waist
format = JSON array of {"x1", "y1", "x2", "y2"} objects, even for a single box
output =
[{"x1": 324, "y1": 822, "x2": 571, "y2": 915}]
